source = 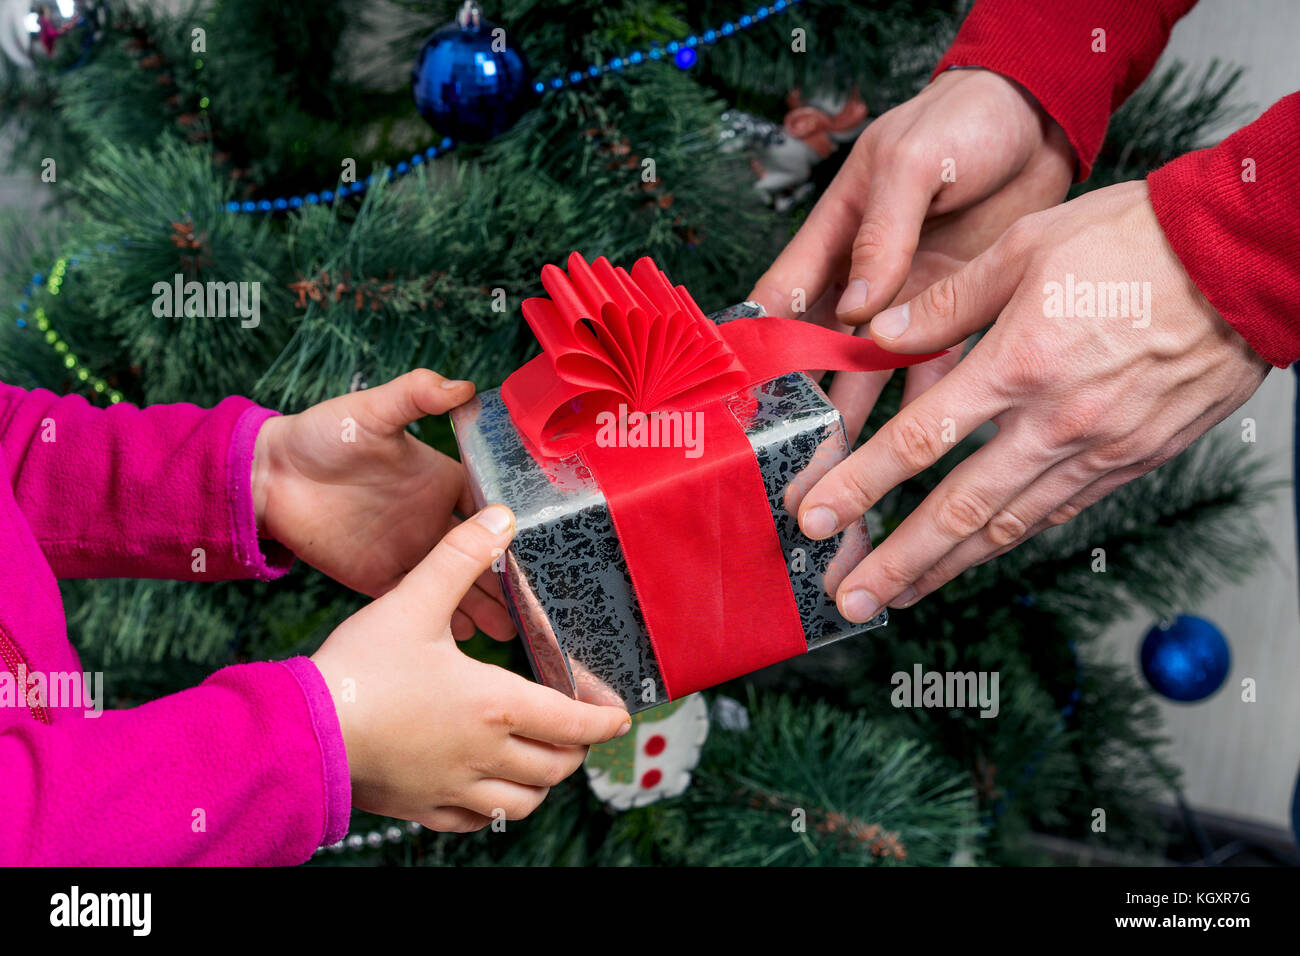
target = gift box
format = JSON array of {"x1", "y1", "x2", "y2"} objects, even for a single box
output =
[{"x1": 451, "y1": 255, "x2": 937, "y2": 713}]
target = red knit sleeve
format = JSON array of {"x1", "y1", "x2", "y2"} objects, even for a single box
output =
[
  {"x1": 1147, "y1": 93, "x2": 1300, "y2": 368},
  {"x1": 933, "y1": 0, "x2": 1199, "y2": 181}
]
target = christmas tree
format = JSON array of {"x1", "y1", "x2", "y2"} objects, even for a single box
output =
[{"x1": 0, "y1": 0, "x2": 1269, "y2": 865}]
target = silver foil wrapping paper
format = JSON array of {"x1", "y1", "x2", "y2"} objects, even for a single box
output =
[{"x1": 450, "y1": 301, "x2": 886, "y2": 713}]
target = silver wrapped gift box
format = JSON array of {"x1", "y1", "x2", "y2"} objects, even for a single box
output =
[{"x1": 450, "y1": 301, "x2": 886, "y2": 714}]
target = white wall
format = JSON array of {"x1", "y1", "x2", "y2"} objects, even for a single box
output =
[{"x1": 1098, "y1": 0, "x2": 1300, "y2": 831}]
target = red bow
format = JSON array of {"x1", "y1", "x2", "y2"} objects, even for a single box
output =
[{"x1": 502, "y1": 254, "x2": 941, "y2": 700}]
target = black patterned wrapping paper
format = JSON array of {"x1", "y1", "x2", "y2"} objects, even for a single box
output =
[{"x1": 450, "y1": 301, "x2": 887, "y2": 713}]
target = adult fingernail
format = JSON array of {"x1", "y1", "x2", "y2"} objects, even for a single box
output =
[
  {"x1": 836, "y1": 278, "x2": 870, "y2": 315},
  {"x1": 616, "y1": 720, "x2": 632, "y2": 738},
  {"x1": 890, "y1": 586, "x2": 918, "y2": 608},
  {"x1": 474, "y1": 505, "x2": 514, "y2": 534},
  {"x1": 872, "y1": 303, "x2": 910, "y2": 340},
  {"x1": 801, "y1": 506, "x2": 839, "y2": 539},
  {"x1": 840, "y1": 589, "x2": 881, "y2": 623},
  {"x1": 441, "y1": 378, "x2": 472, "y2": 389}
]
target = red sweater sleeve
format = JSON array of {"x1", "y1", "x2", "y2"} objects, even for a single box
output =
[
  {"x1": 1147, "y1": 93, "x2": 1300, "y2": 368},
  {"x1": 934, "y1": 0, "x2": 1199, "y2": 181}
]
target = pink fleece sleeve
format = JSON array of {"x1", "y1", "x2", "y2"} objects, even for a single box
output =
[
  {"x1": 0, "y1": 658, "x2": 352, "y2": 865},
  {"x1": 0, "y1": 383, "x2": 292, "y2": 580}
]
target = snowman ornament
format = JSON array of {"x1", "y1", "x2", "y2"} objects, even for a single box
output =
[{"x1": 584, "y1": 694, "x2": 710, "y2": 810}]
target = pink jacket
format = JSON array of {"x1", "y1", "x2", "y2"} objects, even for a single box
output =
[{"x1": 0, "y1": 383, "x2": 351, "y2": 864}]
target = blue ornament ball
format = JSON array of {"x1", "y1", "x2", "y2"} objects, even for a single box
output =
[
  {"x1": 1139, "y1": 615, "x2": 1231, "y2": 702},
  {"x1": 411, "y1": 2, "x2": 533, "y2": 142}
]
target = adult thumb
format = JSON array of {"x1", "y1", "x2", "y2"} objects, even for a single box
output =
[
  {"x1": 835, "y1": 168, "x2": 934, "y2": 325},
  {"x1": 868, "y1": 237, "x2": 1027, "y2": 353},
  {"x1": 394, "y1": 505, "x2": 515, "y2": 629}
]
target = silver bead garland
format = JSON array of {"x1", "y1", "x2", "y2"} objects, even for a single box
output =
[{"x1": 314, "y1": 819, "x2": 422, "y2": 856}]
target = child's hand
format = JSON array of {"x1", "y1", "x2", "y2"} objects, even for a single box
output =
[
  {"x1": 252, "y1": 368, "x2": 515, "y2": 640},
  {"x1": 310, "y1": 504, "x2": 631, "y2": 831}
]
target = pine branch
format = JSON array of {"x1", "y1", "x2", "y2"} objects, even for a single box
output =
[{"x1": 678, "y1": 692, "x2": 978, "y2": 865}]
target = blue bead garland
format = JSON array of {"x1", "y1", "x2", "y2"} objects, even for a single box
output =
[
  {"x1": 15, "y1": 3, "x2": 807, "y2": 388},
  {"x1": 225, "y1": 0, "x2": 803, "y2": 214}
]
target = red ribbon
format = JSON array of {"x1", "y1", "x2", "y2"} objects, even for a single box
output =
[{"x1": 503, "y1": 254, "x2": 940, "y2": 699}]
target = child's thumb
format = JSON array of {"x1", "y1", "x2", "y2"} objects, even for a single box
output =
[{"x1": 395, "y1": 505, "x2": 515, "y2": 630}]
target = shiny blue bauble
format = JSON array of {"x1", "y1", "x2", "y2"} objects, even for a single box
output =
[
  {"x1": 411, "y1": 2, "x2": 533, "y2": 142},
  {"x1": 1139, "y1": 615, "x2": 1231, "y2": 703}
]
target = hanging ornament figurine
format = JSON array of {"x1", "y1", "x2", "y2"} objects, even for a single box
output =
[
  {"x1": 411, "y1": 1, "x2": 533, "y2": 142},
  {"x1": 1139, "y1": 614, "x2": 1231, "y2": 703},
  {"x1": 16, "y1": 1, "x2": 110, "y2": 66},
  {"x1": 730, "y1": 87, "x2": 870, "y2": 211},
  {"x1": 585, "y1": 694, "x2": 710, "y2": 810},
  {"x1": 32, "y1": 2, "x2": 66, "y2": 54}
]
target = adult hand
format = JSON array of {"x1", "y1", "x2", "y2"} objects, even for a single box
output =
[
  {"x1": 311, "y1": 505, "x2": 631, "y2": 831},
  {"x1": 796, "y1": 180, "x2": 1271, "y2": 621},
  {"x1": 748, "y1": 67, "x2": 1076, "y2": 438},
  {"x1": 252, "y1": 368, "x2": 514, "y2": 640}
]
